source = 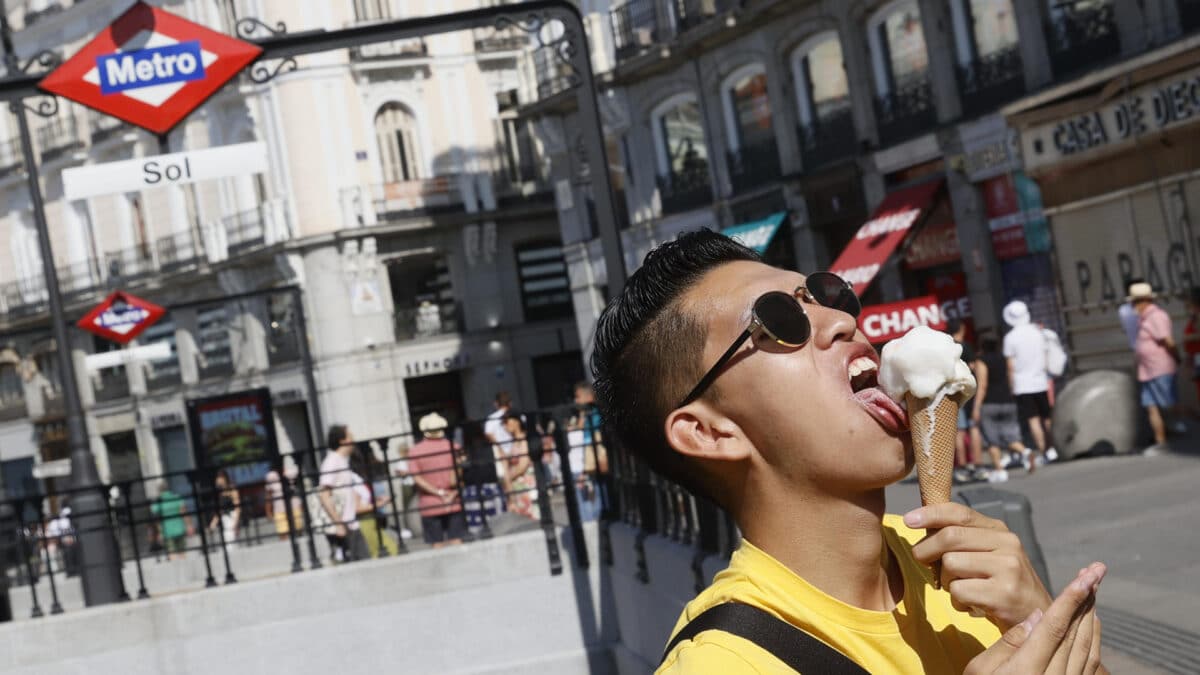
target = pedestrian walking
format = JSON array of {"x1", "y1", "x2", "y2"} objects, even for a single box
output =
[
  {"x1": 1002, "y1": 300, "x2": 1053, "y2": 470},
  {"x1": 501, "y1": 413, "x2": 539, "y2": 520},
  {"x1": 972, "y1": 338, "x2": 1032, "y2": 482},
  {"x1": 208, "y1": 469, "x2": 240, "y2": 548},
  {"x1": 567, "y1": 380, "x2": 607, "y2": 520},
  {"x1": 348, "y1": 447, "x2": 397, "y2": 558},
  {"x1": 318, "y1": 425, "x2": 370, "y2": 562},
  {"x1": 151, "y1": 481, "x2": 192, "y2": 560},
  {"x1": 406, "y1": 412, "x2": 467, "y2": 548},
  {"x1": 945, "y1": 319, "x2": 984, "y2": 483},
  {"x1": 1129, "y1": 283, "x2": 1185, "y2": 453}
]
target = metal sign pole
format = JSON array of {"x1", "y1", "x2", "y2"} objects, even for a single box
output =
[{"x1": 0, "y1": 1, "x2": 124, "y2": 606}]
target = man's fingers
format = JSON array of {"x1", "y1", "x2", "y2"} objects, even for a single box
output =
[
  {"x1": 1086, "y1": 614, "x2": 1103, "y2": 674},
  {"x1": 963, "y1": 611, "x2": 1038, "y2": 675},
  {"x1": 1046, "y1": 592, "x2": 1090, "y2": 674},
  {"x1": 904, "y1": 502, "x2": 1007, "y2": 532},
  {"x1": 1065, "y1": 602, "x2": 1098, "y2": 675},
  {"x1": 911, "y1": 526, "x2": 1018, "y2": 564}
]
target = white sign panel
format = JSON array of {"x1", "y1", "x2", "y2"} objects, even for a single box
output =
[
  {"x1": 63, "y1": 142, "x2": 268, "y2": 200},
  {"x1": 33, "y1": 458, "x2": 71, "y2": 479},
  {"x1": 85, "y1": 342, "x2": 172, "y2": 372}
]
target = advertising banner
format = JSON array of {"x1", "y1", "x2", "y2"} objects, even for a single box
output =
[
  {"x1": 858, "y1": 293, "x2": 973, "y2": 344},
  {"x1": 186, "y1": 388, "x2": 278, "y2": 486}
]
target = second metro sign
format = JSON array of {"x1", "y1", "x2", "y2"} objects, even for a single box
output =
[{"x1": 39, "y1": 2, "x2": 262, "y2": 135}]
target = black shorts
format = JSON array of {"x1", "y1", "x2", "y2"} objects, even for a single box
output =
[
  {"x1": 1015, "y1": 392, "x2": 1051, "y2": 421},
  {"x1": 422, "y1": 511, "x2": 467, "y2": 544}
]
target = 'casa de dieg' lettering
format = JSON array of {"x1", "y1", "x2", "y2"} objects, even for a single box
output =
[{"x1": 1052, "y1": 71, "x2": 1200, "y2": 156}]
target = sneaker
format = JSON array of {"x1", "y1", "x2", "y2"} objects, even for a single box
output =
[
  {"x1": 953, "y1": 468, "x2": 973, "y2": 485},
  {"x1": 971, "y1": 466, "x2": 992, "y2": 482},
  {"x1": 1045, "y1": 447, "x2": 1059, "y2": 462},
  {"x1": 400, "y1": 528, "x2": 414, "y2": 540},
  {"x1": 1142, "y1": 443, "x2": 1170, "y2": 456},
  {"x1": 1020, "y1": 449, "x2": 1033, "y2": 471},
  {"x1": 1005, "y1": 451, "x2": 1024, "y2": 470},
  {"x1": 1033, "y1": 455, "x2": 1047, "y2": 468},
  {"x1": 987, "y1": 469, "x2": 1009, "y2": 483}
]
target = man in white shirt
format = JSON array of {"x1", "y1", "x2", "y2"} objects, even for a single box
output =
[
  {"x1": 319, "y1": 425, "x2": 369, "y2": 562},
  {"x1": 1002, "y1": 301, "x2": 1051, "y2": 469},
  {"x1": 483, "y1": 390, "x2": 514, "y2": 453}
]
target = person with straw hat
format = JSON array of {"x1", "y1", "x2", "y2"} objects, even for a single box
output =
[
  {"x1": 1129, "y1": 282, "x2": 1184, "y2": 453},
  {"x1": 408, "y1": 412, "x2": 466, "y2": 548}
]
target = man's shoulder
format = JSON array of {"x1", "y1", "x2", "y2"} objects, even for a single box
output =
[{"x1": 657, "y1": 634, "x2": 766, "y2": 674}]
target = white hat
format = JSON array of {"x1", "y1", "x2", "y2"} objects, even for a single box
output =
[
  {"x1": 1002, "y1": 300, "x2": 1030, "y2": 327},
  {"x1": 418, "y1": 412, "x2": 448, "y2": 438},
  {"x1": 1126, "y1": 282, "x2": 1156, "y2": 302}
]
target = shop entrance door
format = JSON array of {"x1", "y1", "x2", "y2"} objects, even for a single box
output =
[{"x1": 404, "y1": 372, "x2": 465, "y2": 433}]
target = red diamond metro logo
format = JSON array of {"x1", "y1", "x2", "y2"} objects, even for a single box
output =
[{"x1": 39, "y1": 2, "x2": 262, "y2": 136}]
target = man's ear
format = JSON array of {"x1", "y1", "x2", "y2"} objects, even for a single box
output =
[{"x1": 665, "y1": 403, "x2": 752, "y2": 464}]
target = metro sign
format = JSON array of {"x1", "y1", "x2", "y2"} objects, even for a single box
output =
[
  {"x1": 39, "y1": 2, "x2": 262, "y2": 135},
  {"x1": 77, "y1": 291, "x2": 166, "y2": 345}
]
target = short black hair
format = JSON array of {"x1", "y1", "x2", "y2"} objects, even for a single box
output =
[
  {"x1": 326, "y1": 424, "x2": 349, "y2": 451},
  {"x1": 945, "y1": 317, "x2": 963, "y2": 336},
  {"x1": 591, "y1": 230, "x2": 761, "y2": 500}
]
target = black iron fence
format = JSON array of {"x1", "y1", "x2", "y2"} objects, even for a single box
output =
[
  {"x1": 726, "y1": 138, "x2": 781, "y2": 195},
  {"x1": 611, "y1": 0, "x2": 661, "y2": 62},
  {"x1": 0, "y1": 405, "x2": 627, "y2": 618},
  {"x1": 874, "y1": 74, "x2": 937, "y2": 147},
  {"x1": 103, "y1": 246, "x2": 155, "y2": 282},
  {"x1": 1045, "y1": 1, "x2": 1120, "y2": 80},
  {"x1": 798, "y1": 105, "x2": 857, "y2": 170},
  {"x1": 155, "y1": 231, "x2": 205, "y2": 272},
  {"x1": 957, "y1": 46, "x2": 1026, "y2": 119},
  {"x1": 223, "y1": 207, "x2": 267, "y2": 255}
]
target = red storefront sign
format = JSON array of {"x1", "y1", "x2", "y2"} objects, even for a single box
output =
[
  {"x1": 39, "y1": 2, "x2": 262, "y2": 135},
  {"x1": 858, "y1": 293, "x2": 973, "y2": 344},
  {"x1": 982, "y1": 175, "x2": 1029, "y2": 259},
  {"x1": 77, "y1": 291, "x2": 166, "y2": 344},
  {"x1": 830, "y1": 179, "x2": 945, "y2": 295},
  {"x1": 904, "y1": 220, "x2": 960, "y2": 269}
]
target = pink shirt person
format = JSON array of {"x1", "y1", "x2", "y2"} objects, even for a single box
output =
[
  {"x1": 1135, "y1": 303, "x2": 1177, "y2": 382},
  {"x1": 407, "y1": 437, "x2": 462, "y2": 517}
]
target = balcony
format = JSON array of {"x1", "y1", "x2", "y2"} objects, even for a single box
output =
[
  {"x1": 38, "y1": 384, "x2": 64, "y2": 420},
  {"x1": 35, "y1": 114, "x2": 84, "y2": 161},
  {"x1": 874, "y1": 74, "x2": 937, "y2": 147},
  {"x1": 349, "y1": 38, "x2": 427, "y2": 61},
  {"x1": 726, "y1": 139, "x2": 782, "y2": 195},
  {"x1": 89, "y1": 113, "x2": 130, "y2": 144},
  {"x1": 656, "y1": 166, "x2": 714, "y2": 216},
  {"x1": 672, "y1": 0, "x2": 737, "y2": 33},
  {"x1": 0, "y1": 138, "x2": 23, "y2": 178},
  {"x1": 395, "y1": 303, "x2": 461, "y2": 342},
  {"x1": 1184, "y1": 0, "x2": 1200, "y2": 33},
  {"x1": 104, "y1": 246, "x2": 155, "y2": 282},
  {"x1": 798, "y1": 105, "x2": 858, "y2": 170},
  {"x1": 0, "y1": 392, "x2": 25, "y2": 422},
  {"x1": 0, "y1": 278, "x2": 47, "y2": 317},
  {"x1": 957, "y1": 47, "x2": 1026, "y2": 118},
  {"x1": 348, "y1": 175, "x2": 466, "y2": 225},
  {"x1": 93, "y1": 367, "x2": 130, "y2": 403},
  {"x1": 611, "y1": 0, "x2": 662, "y2": 62},
  {"x1": 223, "y1": 207, "x2": 267, "y2": 256},
  {"x1": 156, "y1": 231, "x2": 205, "y2": 273},
  {"x1": 56, "y1": 258, "x2": 102, "y2": 301},
  {"x1": 533, "y1": 45, "x2": 576, "y2": 99},
  {"x1": 474, "y1": 24, "x2": 528, "y2": 53},
  {"x1": 1045, "y1": 2, "x2": 1120, "y2": 80}
]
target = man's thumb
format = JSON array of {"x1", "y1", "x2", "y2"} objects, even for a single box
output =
[{"x1": 964, "y1": 609, "x2": 1041, "y2": 674}]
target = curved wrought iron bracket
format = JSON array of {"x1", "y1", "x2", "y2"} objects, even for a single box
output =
[
  {"x1": 19, "y1": 49, "x2": 60, "y2": 75},
  {"x1": 22, "y1": 95, "x2": 59, "y2": 118},
  {"x1": 247, "y1": 57, "x2": 298, "y2": 84},
  {"x1": 494, "y1": 11, "x2": 582, "y2": 90},
  {"x1": 236, "y1": 17, "x2": 288, "y2": 40},
  {"x1": 237, "y1": 17, "x2": 296, "y2": 84}
]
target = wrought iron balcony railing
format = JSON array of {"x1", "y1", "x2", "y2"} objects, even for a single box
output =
[
  {"x1": 395, "y1": 303, "x2": 462, "y2": 342},
  {"x1": 611, "y1": 0, "x2": 662, "y2": 62},
  {"x1": 56, "y1": 258, "x2": 102, "y2": 300},
  {"x1": 798, "y1": 104, "x2": 858, "y2": 170},
  {"x1": 223, "y1": 207, "x2": 267, "y2": 256},
  {"x1": 1045, "y1": 2, "x2": 1120, "y2": 80},
  {"x1": 672, "y1": 0, "x2": 737, "y2": 33},
  {"x1": 156, "y1": 231, "x2": 205, "y2": 273},
  {"x1": 0, "y1": 392, "x2": 26, "y2": 422},
  {"x1": 104, "y1": 246, "x2": 155, "y2": 281},
  {"x1": 657, "y1": 165, "x2": 714, "y2": 216},
  {"x1": 957, "y1": 46, "x2": 1026, "y2": 118},
  {"x1": 35, "y1": 114, "x2": 84, "y2": 160},
  {"x1": 0, "y1": 278, "x2": 47, "y2": 317},
  {"x1": 349, "y1": 37, "x2": 427, "y2": 61},
  {"x1": 874, "y1": 74, "x2": 938, "y2": 147},
  {"x1": 726, "y1": 138, "x2": 782, "y2": 195},
  {"x1": 348, "y1": 175, "x2": 467, "y2": 225},
  {"x1": 474, "y1": 23, "x2": 528, "y2": 52},
  {"x1": 0, "y1": 138, "x2": 23, "y2": 177},
  {"x1": 533, "y1": 45, "x2": 576, "y2": 99},
  {"x1": 93, "y1": 367, "x2": 130, "y2": 403}
]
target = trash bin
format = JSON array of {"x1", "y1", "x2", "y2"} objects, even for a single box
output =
[
  {"x1": 955, "y1": 486, "x2": 1051, "y2": 591},
  {"x1": 1051, "y1": 370, "x2": 1141, "y2": 460}
]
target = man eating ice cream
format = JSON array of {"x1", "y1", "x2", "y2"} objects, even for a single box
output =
[{"x1": 592, "y1": 230, "x2": 1106, "y2": 673}]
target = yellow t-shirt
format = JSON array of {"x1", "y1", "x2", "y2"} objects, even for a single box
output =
[{"x1": 659, "y1": 514, "x2": 1002, "y2": 674}]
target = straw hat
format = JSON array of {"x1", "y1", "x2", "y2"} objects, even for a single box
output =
[
  {"x1": 1126, "y1": 282, "x2": 1156, "y2": 303},
  {"x1": 1002, "y1": 300, "x2": 1030, "y2": 327},
  {"x1": 419, "y1": 412, "x2": 448, "y2": 438}
]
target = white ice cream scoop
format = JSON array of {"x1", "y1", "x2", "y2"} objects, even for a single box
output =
[{"x1": 878, "y1": 325, "x2": 977, "y2": 405}]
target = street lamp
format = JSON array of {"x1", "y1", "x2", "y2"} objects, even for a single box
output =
[{"x1": 0, "y1": 2, "x2": 123, "y2": 606}]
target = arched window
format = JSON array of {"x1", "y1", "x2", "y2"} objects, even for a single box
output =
[
  {"x1": 720, "y1": 64, "x2": 771, "y2": 152},
  {"x1": 651, "y1": 94, "x2": 708, "y2": 179},
  {"x1": 948, "y1": 0, "x2": 1024, "y2": 114},
  {"x1": 792, "y1": 33, "x2": 856, "y2": 167},
  {"x1": 375, "y1": 102, "x2": 422, "y2": 183},
  {"x1": 867, "y1": 0, "x2": 929, "y2": 97}
]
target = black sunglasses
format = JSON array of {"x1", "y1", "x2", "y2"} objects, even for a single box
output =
[{"x1": 677, "y1": 272, "x2": 861, "y2": 408}]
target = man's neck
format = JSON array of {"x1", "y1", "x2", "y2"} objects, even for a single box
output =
[{"x1": 737, "y1": 484, "x2": 903, "y2": 612}]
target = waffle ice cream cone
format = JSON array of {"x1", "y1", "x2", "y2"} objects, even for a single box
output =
[{"x1": 906, "y1": 392, "x2": 959, "y2": 508}]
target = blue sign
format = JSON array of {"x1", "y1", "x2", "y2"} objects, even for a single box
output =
[
  {"x1": 97, "y1": 41, "x2": 206, "y2": 94},
  {"x1": 722, "y1": 211, "x2": 787, "y2": 254}
]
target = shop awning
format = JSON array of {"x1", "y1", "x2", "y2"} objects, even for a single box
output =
[
  {"x1": 722, "y1": 211, "x2": 787, "y2": 254},
  {"x1": 829, "y1": 179, "x2": 945, "y2": 295}
]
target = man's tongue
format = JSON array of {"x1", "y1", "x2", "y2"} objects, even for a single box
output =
[{"x1": 853, "y1": 386, "x2": 909, "y2": 433}]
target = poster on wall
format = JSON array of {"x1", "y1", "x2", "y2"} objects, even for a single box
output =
[{"x1": 185, "y1": 388, "x2": 279, "y2": 487}]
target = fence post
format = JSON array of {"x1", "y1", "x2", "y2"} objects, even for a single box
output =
[
  {"x1": 378, "y1": 441, "x2": 408, "y2": 555},
  {"x1": 121, "y1": 482, "x2": 149, "y2": 599},
  {"x1": 553, "y1": 418, "x2": 588, "y2": 569},
  {"x1": 187, "y1": 470, "x2": 218, "y2": 588},
  {"x1": 279, "y1": 464, "x2": 303, "y2": 573},
  {"x1": 104, "y1": 490, "x2": 131, "y2": 602},
  {"x1": 34, "y1": 500, "x2": 63, "y2": 614},
  {"x1": 12, "y1": 500, "x2": 43, "y2": 618},
  {"x1": 292, "y1": 448, "x2": 323, "y2": 569},
  {"x1": 528, "y1": 428, "x2": 562, "y2": 576},
  {"x1": 209, "y1": 470, "x2": 237, "y2": 585}
]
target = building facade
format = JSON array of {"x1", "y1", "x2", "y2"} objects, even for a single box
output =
[
  {"x1": 0, "y1": 0, "x2": 579, "y2": 502},
  {"x1": 519, "y1": 0, "x2": 1196, "y2": 370}
]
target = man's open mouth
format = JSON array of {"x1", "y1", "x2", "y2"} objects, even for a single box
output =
[{"x1": 846, "y1": 354, "x2": 909, "y2": 433}]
